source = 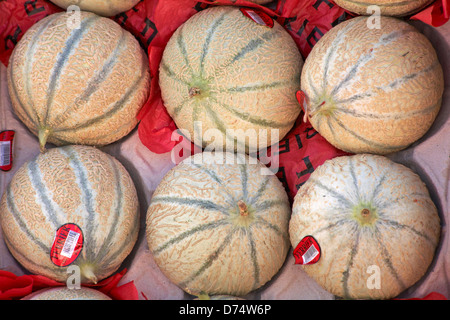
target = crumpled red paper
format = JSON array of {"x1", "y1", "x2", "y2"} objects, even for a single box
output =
[
  {"x1": 272, "y1": 117, "x2": 349, "y2": 201},
  {"x1": 408, "y1": 0, "x2": 449, "y2": 27},
  {"x1": 0, "y1": 0, "x2": 63, "y2": 66},
  {"x1": 397, "y1": 292, "x2": 447, "y2": 300},
  {"x1": 0, "y1": 269, "x2": 139, "y2": 300}
]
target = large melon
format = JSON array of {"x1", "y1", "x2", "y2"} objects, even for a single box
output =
[
  {"x1": 300, "y1": 16, "x2": 444, "y2": 155},
  {"x1": 23, "y1": 287, "x2": 111, "y2": 300},
  {"x1": 333, "y1": 0, "x2": 434, "y2": 17},
  {"x1": 50, "y1": 0, "x2": 140, "y2": 17},
  {"x1": 146, "y1": 152, "x2": 291, "y2": 296},
  {"x1": 289, "y1": 154, "x2": 441, "y2": 299},
  {"x1": 7, "y1": 11, "x2": 150, "y2": 152},
  {"x1": 159, "y1": 6, "x2": 302, "y2": 153},
  {"x1": 0, "y1": 145, "x2": 139, "y2": 284}
]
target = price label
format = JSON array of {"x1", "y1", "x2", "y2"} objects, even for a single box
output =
[
  {"x1": 293, "y1": 235, "x2": 321, "y2": 265},
  {"x1": 50, "y1": 223, "x2": 84, "y2": 267}
]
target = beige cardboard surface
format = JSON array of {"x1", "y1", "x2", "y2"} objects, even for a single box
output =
[{"x1": 0, "y1": 19, "x2": 449, "y2": 300}]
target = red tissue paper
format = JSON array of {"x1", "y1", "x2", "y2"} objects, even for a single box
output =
[{"x1": 0, "y1": 269, "x2": 139, "y2": 300}]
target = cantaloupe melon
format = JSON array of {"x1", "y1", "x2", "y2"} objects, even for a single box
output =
[
  {"x1": 0, "y1": 145, "x2": 139, "y2": 284},
  {"x1": 300, "y1": 16, "x2": 443, "y2": 155},
  {"x1": 23, "y1": 287, "x2": 111, "y2": 300},
  {"x1": 146, "y1": 152, "x2": 291, "y2": 296},
  {"x1": 7, "y1": 11, "x2": 150, "y2": 152},
  {"x1": 289, "y1": 154, "x2": 441, "y2": 299},
  {"x1": 159, "y1": 6, "x2": 302, "y2": 153},
  {"x1": 334, "y1": 0, "x2": 434, "y2": 17},
  {"x1": 50, "y1": 0, "x2": 140, "y2": 17}
]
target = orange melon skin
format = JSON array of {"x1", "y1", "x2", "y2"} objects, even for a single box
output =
[
  {"x1": 50, "y1": 0, "x2": 140, "y2": 17},
  {"x1": 334, "y1": 0, "x2": 434, "y2": 17},
  {"x1": 301, "y1": 16, "x2": 443, "y2": 155},
  {"x1": 7, "y1": 11, "x2": 150, "y2": 152}
]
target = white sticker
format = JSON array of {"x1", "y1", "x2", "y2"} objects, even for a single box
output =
[{"x1": 60, "y1": 229, "x2": 81, "y2": 258}]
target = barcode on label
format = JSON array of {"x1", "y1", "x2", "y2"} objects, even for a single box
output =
[
  {"x1": 61, "y1": 230, "x2": 81, "y2": 258},
  {"x1": 302, "y1": 244, "x2": 319, "y2": 264},
  {"x1": 0, "y1": 141, "x2": 11, "y2": 166}
]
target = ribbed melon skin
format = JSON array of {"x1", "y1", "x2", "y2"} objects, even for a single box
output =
[
  {"x1": 0, "y1": 145, "x2": 139, "y2": 284},
  {"x1": 289, "y1": 154, "x2": 440, "y2": 299},
  {"x1": 7, "y1": 11, "x2": 150, "y2": 151},
  {"x1": 334, "y1": 0, "x2": 434, "y2": 17},
  {"x1": 23, "y1": 287, "x2": 111, "y2": 300},
  {"x1": 301, "y1": 16, "x2": 443, "y2": 155},
  {"x1": 50, "y1": 0, "x2": 140, "y2": 17},
  {"x1": 146, "y1": 152, "x2": 291, "y2": 296},
  {"x1": 159, "y1": 6, "x2": 302, "y2": 153}
]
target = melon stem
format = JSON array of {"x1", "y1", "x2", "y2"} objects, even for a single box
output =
[
  {"x1": 81, "y1": 265, "x2": 98, "y2": 284},
  {"x1": 38, "y1": 128, "x2": 51, "y2": 153},
  {"x1": 189, "y1": 87, "x2": 201, "y2": 97},
  {"x1": 238, "y1": 200, "x2": 248, "y2": 216},
  {"x1": 197, "y1": 293, "x2": 211, "y2": 300}
]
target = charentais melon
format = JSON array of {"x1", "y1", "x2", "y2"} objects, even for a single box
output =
[
  {"x1": 289, "y1": 154, "x2": 441, "y2": 299},
  {"x1": 146, "y1": 152, "x2": 291, "y2": 297},
  {"x1": 300, "y1": 16, "x2": 444, "y2": 155},
  {"x1": 159, "y1": 6, "x2": 303, "y2": 153},
  {"x1": 7, "y1": 11, "x2": 150, "y2": 152},
  {"x1": 0, "y1": 145, "x2": 139, "y2": 285}
]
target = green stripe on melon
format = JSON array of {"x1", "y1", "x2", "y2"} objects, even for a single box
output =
[
  {"x1": 0, "y1": 145, "x2": 139, "y2": 284},
  {"x1": 301, "y1": 16, "x2": 443, "y2": 155},
  {"x1": 289, "y1": 154, "x2": 440, "y2": 299},
  {"x1": 146, "y1": 152, "x2": 291, "y2": 297},
  {"x1": 7, "y1": 11, "x2": 150, "y2": 152},
  {"x1": 159, "y1": 6, "x2": 303, "y2": 153}
]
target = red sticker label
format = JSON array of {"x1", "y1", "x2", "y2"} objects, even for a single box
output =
[
  {"x1": 50, "y1": 223, "x2": 83, "y2": 267},
  {"x1": 293, "y1": 235, "x2": 321, "y2": 265},
  {"x1": 296, "y1": 90, "x2": 310, "y2": 123},
  {"x1": 0, "y1": 130, "x2": 15, "y2": 172},
  {"x1": 240, "y1": 8, "x2": 274, "y2": 28},
  {"x1": 296, "y1": 90, "x2": 306, "y2": 109}
]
